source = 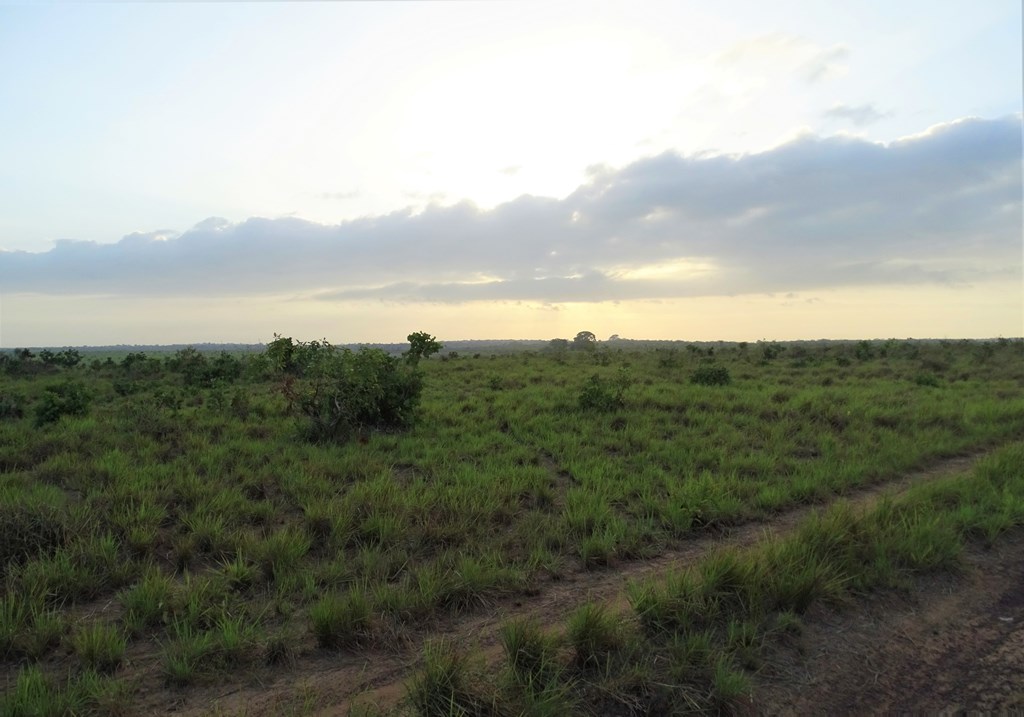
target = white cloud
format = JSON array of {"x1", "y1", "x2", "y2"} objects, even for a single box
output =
[
  {"x1": 1, "y1": 116, "x2": 1019, "y2": 305},
  {"x1": 823, "y1": 103, "x2": 892, "y2": 126}
]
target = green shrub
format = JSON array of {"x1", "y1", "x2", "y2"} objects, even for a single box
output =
[
  {"x1": 278, "y1": 337, "x2": 427, "y2": 443},
  {"x1": 34, "y1": 381, "x2": 91, "y2": 426},
  {"x1": 578, "y1": 367, "x2": 632, "y2": 411},
  {"x1": 0, "y1": 392, "x2": 25, "y2": 420},
  {"x1": 690, "y1": 365, "x2": 731, "y2": 386}
]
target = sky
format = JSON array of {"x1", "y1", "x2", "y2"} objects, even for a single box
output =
[{"x1": 0, "y1": 0, "x2": 1021, "y2": 346}]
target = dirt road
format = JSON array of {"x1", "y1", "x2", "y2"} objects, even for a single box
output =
[{"x1": 168, "y1": 451, "x2": 1006, "y2": 716}]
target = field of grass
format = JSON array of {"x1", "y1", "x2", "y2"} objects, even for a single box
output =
[{"x1": 0, "y1": 337, "x2": 1022, "y2": 714}]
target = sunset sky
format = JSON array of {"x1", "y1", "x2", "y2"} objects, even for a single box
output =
[{"x1": 0, "y1": 0, "x2": 1020, "y2": 346}]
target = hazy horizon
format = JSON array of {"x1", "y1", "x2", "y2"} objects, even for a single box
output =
[{"x1": 1, "y1": 1, "x2": 1021, "y2": 346}]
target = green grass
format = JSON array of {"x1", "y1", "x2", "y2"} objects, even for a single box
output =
[
  {"x1": 71, "y1": 623, "x2": 127, "y2": 673},
  {"x1": 1, "y1": 338, "x2": 1023, "y2": 711},
  {"x1": 309, "y1": 589, "x2": 371, "y2": 648},
  {"x1": 466, "y1": 438, "x2": 1024, "y2": 714},
  {"x1": 406, "y1": 641, "x2": 490, "y2": 717}
]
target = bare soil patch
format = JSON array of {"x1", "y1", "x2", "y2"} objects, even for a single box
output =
[{"x1": 749, "y1": 532, "x2": 1024, "y2": 714}]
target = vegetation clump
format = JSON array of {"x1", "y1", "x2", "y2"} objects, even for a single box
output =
[
  {"x1": 275, "y1": 332, "x2": 439, "y2": 443},
  {"x1": 33, "y1": 380, "x2": 91, "y2": 426},
  {"x1": 690, "y1": 365, "x2": 731, "y2": 386},
  {"x1": 578, "y1": 366, "x2": 633, "y2": 411}
]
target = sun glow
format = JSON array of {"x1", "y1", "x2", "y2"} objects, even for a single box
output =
[{"x1": 613, "y1": 258, "x2": 718, "y2": 281}]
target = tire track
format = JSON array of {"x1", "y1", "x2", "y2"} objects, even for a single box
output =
[{"x1": 188, "y1": 451, "x2": 985, "y2": 716}]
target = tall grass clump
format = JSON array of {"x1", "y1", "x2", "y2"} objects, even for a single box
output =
[
  {"x1": 71, "y1": 623, "x2": 127, "y2": 673},
  {"x1": 120, "y1": 569, "x2": 173, "y2": 633},
  {"x1": 566, "y1": 602, "x2": 624, "y2": 669},
  {"x1": 499, "y1": 618, "x2": 562, "y2": 687},
  {"x1": 310, "y1": 589, "x2": 371, "y2": 648},
  {"x1": 406, "y1": 640, "x2": 489, "y2": 717}
]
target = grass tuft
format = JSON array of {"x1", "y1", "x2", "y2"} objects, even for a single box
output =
[
  {"x1": 310, "y1": 589, "x2": 371, "y2": 648},
  {"x1": 72, "y1": 622, "x2": 127, "y2": 673}
]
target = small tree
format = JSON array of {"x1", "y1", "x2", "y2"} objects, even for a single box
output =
[
  {"x1": 265, "y1": 334, "x2": 298, "y2": 374},
  {"x1": 405, "y1": 332, "x2": 442, "y2": 366}
]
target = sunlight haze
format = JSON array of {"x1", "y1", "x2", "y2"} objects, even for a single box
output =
[{"x1": 0, "y1": 0, "x2": 1020, "y2": 346}]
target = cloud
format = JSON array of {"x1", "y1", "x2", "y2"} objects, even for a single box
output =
[
  {"x1": 320, "y1": 191, "x2": 360, "y2": 201},
  {"x1": 499, "y1": 165, "x2": 522, "y2": 176},
  {"x1": 823, "y1": 103, "x2": 892, "y2": 126},
  {"x1": 801, "y1": 45, "x2": 849, "y2": 83},
  {"x1": 715, "y1": 33, "x2": 849, "y2": 84},
  {"x1": 2, "y1": 116, "x2": 1020, "y2": 304}
]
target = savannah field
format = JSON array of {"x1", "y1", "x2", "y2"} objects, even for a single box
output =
[{"x1": 1, "y1": 336, "x2": 1023, "y2": 715}]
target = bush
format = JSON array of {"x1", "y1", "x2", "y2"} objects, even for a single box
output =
[
  {"x1": 0, "y1": 392, "x2": 25, "y2": 420},
  {"x1": 578, "y1": 367, "x2": 633, "y2": 412},
  {"x1": 690, "y1": 365, "x2": 731, "y2": 387},
  {"x1": 34, "y1": 381, "x2": 91, "y2": 426},
  {"x1": 277, "y1": 336, "x2": 426, "y2": 443}
]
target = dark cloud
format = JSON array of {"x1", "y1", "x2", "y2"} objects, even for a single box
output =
[
  {"x1": 2, "y1": 116, "x2": 1019, "y2": 303},
  {"x1": 823, "y1": 103, "x2": 892, "y2": 126}
]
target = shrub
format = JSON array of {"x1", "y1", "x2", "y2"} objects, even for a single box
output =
[
  {"x1": 759, "y1": 342, "x2": 783, "y2": 361},
  {"x1": 33, "y1": 381, "x2": 91, "y2": 426},
  {"x1": 278, "y1": 336, "x2": 427, "y2": 443},
  {"x1": 690, "y1": 365, "x2": 731, "y2": 386},
  {"x1": 0, "y1": 392, "x2": 25, "y2": 420},
  {"x1": 578, "y1": 366, "x2": 633, "y2": 412}
]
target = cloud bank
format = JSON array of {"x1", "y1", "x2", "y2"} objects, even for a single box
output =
[{"x1": 2, "y1": 116, "x2": 1019, "y2": 305}]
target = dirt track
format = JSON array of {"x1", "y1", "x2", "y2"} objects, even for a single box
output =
[
  {"x1": 750, "y1": 532, "x2": 1024, "y2": 714},
  {"x1": 163, "y1": 451, "x2": 1000, "y2": 716}
]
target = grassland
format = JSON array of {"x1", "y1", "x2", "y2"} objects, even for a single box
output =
[{"x1": 0, "y1": 338, "x2": 1022, "y2": 715}]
